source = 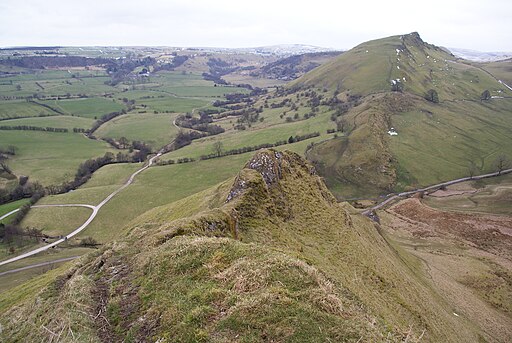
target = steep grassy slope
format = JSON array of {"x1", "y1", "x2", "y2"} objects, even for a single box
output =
[
  {"x1": 296, "y1": 33, "x2": 512, "y2": 198},
  {"x1": 292, "y1": 32, "x2": 503, "y2": 100},
  {"x1": 0, "y1": 150, "x2": 496, "y2": 342}
]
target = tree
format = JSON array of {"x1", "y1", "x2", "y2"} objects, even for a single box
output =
[
  {"x1": 118, "y1": 136, "x2": 129, "y2": 149},
  {"x1": 19, "y1": 175, "x2": 29, "y2": 186},
  {"x1": 425, "y1": 89, "x2": 439, "y2": 103},
  {"x1": 481, "y1": 89, "x2": 491, "y2": 101},
  {"x1": 212, "y1": 141, "x2": 223, "y2": 157},
  {"x1": 493, "y1": 154, "x2": 510, "y2": 175}
]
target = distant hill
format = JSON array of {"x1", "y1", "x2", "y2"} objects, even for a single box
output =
[
  {"x1": 251, "y1": 51, "x2": 342, "y2": 81},
  {"x1": 237, "y1": 44, "x2": 336, "y2": 57},
  {"x1": 290, "y1": 32, "x2": 512, "y2": 198},
  {"x1": 449, "y1": 48, "x2": 512, "y2": 62}
]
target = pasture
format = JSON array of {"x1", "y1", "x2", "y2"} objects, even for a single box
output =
[
  {"x1": 0, "y1": 131, "x2": 114, "y2": 185},
  {"x1": 0, "y1": 115, "x2": 94, "y2": 130},
  {"x1": 46, "y1": 97, "x2": 125, "y2": 118}
]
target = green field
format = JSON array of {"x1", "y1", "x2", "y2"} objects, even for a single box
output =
[
  {"x1": 0, "y1": 72, "x2": 112, "y2": 98},
  {"x1": 120, "y1": 90, "x2": 211, "y2": 113},
  {"x1": 0, "y1": 100, "x2": 56, "y2": 119},
  {"x1": 35, "y1": 162, "x2": 142, "y2": 206},
  {"x1": 0, "y1": 131, "x2": 114, "y2": 185},
  {"x1": 0, "y1": 115, "x2": 94, "y2": 130},
  {"x1": 34, "y1": 154, "x2": 249, "y2": 243},
  {"x1": 21, "y1": 206, "x2": 92, "y2": 237},
  {"x1": 95, "y1": 113, "x2": 178, "y2": 149},
  {"x1": 46, "y1": 97, "x2": 125, "y2": 118},
  {"x1": 0, "y1": 68, "x2": 256, "y2": 190},
  {"x1": 0, "y1": 199, "x2": 31, "y2": 224}
]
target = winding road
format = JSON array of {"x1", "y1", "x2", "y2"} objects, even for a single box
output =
[
  {"x1": 0, "y1": 152, "x2": 162, "y2": 267},
  {"x1": 362, "y1": 168, "x2": 512, "y2": 216}
]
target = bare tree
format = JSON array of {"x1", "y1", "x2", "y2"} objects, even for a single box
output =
[
  {"x1": 212, "y1": 141, "x2": 223, "y2": 157},
  {"x1": 493, "y1": 154, "x2": 510, "y2": 175}
]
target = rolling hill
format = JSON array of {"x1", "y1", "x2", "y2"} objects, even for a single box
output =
[{"x1": 291, "y1": 32, "x2": 512, "y2": 198}]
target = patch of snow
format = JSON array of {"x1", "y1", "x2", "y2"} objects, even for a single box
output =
[{"x1": 388, "y1": 128, "x2": 398, "y2": 136}]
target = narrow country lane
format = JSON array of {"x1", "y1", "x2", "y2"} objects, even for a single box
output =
[
  {"x1": 0, "y1": 152, "x2": 162, "y2": 267},
  {"x1": 362, "y1": 168, "x2": 512, "y2": 216}
]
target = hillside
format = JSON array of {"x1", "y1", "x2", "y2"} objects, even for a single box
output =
[
  {"x1": 292, "y1": 32, "x2": 512, "y2": 198},
  {"x1": 250, "y1": 51, "x2": 342, "y2": 81},
  {"x1": 291, "y1": 32, "x2": 504, "y2": 100},
  {"x1": 1, "y1": 150, "x2": 503, "y2": 342}
]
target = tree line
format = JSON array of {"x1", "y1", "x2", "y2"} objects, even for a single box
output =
[
  {"x1": 88, "y1": 110, "x2": 127, "y2": 135},
  {"x1": 46, "y1": 149, "x2": 150, "y2": 195},
  {"x1": 0, "y1": 223, "x2": 45, "y2": 253},
  {"x1": 0, "y1": 176, "x2": 44, "y2": 206},
  {"x1": 0, "y1": 125, "x2": 68, "y2": 133},
  {"x1": 175, "y1": 113, "x2": 225, "y2": 136},
  {"x1": 28, "y1": 99, "x2": 67, "y2": 115},
  {"x1": 157, "y1": 132, "x2": 320, "y2": 166},
  {"x1": 173, "y1": 131, "x2": 208, "y2": 150}
]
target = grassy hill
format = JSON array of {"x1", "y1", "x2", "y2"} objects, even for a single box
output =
[
  {"x1": 292, "y1": 32, "x2": 512, "y2": 198},
  {"x1": 0, "y1": 150, "x2": 500, "y2": 342}
]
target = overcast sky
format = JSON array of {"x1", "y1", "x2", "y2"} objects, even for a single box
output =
[{"x1": 1, "y1": 0, "x2": 511, "y2": 51}]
